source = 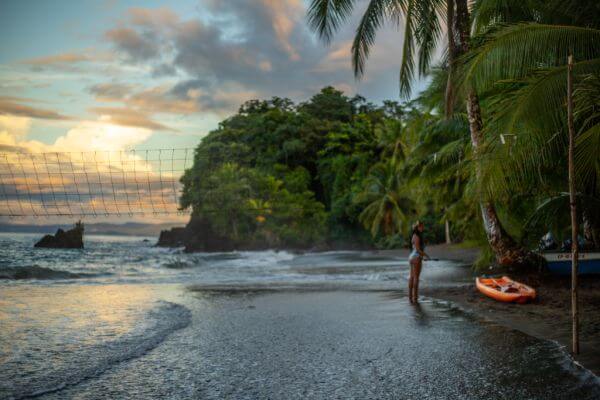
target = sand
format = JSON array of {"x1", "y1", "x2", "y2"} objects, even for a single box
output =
[{"x1": 393, "y1": 244, "x2": 600, "y2": 375}]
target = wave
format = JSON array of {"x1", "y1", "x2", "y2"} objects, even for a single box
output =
[
  {"x1": 162, "y1": 260, "x2": 193, "y2": 269},
  {"x1": 0, "y1": 265, "x2": 107, "y2": 280},
  {"x1": 2, "y1": 301, "x2": 191, "y2": 399}
]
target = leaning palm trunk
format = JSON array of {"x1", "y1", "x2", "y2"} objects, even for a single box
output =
[
  {"x1": 444, "y1": 0, "x2": 456, "y2": 119},
  {"x1": 456, "y1": 0, "x2": 539, "y2": 267}
]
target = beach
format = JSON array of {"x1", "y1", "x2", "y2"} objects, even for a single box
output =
[
  {"x1": 1, "y1": 234, "x2": 600, "y2": 399},
  {"x1": 426, "y1": 273, "x2": 600, "y2": 375},
  {"x1": 384, "y1": 244, "x2": 600, "y2": 375}
]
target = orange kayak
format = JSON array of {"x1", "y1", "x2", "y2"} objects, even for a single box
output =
[{"x1": 476, "y1": 276, "x2": 536, "y2": 304}]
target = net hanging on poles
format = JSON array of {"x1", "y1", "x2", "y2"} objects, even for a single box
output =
[{"x1": 0, "y1": 149, "x2": 192, "y2": 218}]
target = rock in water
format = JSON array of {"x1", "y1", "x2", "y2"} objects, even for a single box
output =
[
  {"x1": 34, "y1": 221, "x2": 84, "y2": 249},
  {"x1": 156, "y1": 227, "x2": 187, "y2": 247},
  {"x1": 156, "y1": 216, "x2": 234, "y2": 252}
]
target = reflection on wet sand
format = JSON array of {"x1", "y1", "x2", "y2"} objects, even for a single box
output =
[
  {"x1": 0, "y1": 284, "x2": 191, "y2": 399},
  {"x1": 0, "y1": 285, "x2": 155, "y2": 343},
  {"x1": 411, "y1": 302, "x2": 430, "y2": 327}
]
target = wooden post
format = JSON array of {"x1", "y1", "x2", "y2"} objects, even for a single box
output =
[
  {"x1": 445, "y1": 219, "x2": 451, "y2": 244},
  {"x1": 567, "y1": 54, "x2": 579, "y2": 355}
]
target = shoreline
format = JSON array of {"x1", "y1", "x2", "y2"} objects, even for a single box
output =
[
  {"x1": 21, "y1": 286, "x2": 597, "y2": 399},
  {"x1": 423, "y1": 279, "x2": 600, "y2": 376},
  {"x1": 399, "y1": 244, "x2": 600, "y2": 376},
  {"x1": 183, "y1": 237, "x2": 600, "y2": 377}
]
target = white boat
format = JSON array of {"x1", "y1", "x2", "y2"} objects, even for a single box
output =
[{"x1": 542, "y1": 252, "x2": 600, "y2": 275}]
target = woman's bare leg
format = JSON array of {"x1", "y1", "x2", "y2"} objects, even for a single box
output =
[
  {"x1": 412, "y1": 260, "x2": 422, "y2": 303},
  {"x1": 408, "y1": 261, "x2": 416, "y2": 303}
]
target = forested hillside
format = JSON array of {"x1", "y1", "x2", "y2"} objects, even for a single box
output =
[{"x1": 179, "y1": 87, "x2": 460, "y2": 250}]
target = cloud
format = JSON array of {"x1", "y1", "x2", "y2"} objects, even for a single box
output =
[
  {"x1": 313, "y1": 41, "x2": 353, "y2": 72},
  {"x1": 105, "y1": 27, "x2": 161, "y2": 62},
  {"x1": 88, "y1": 83, "x2": 201, "y2": 114},
  {"x1": 52, "y1": 120, "x2": 153, "y2": 152},
  {"x1": 128, "y1": 7, "x2": 180, "y2": 28},
  {"x1": 259, "y1": 0, "x2": 302, "y2": 61},
  {"x1": 88, "y1": 83, "x2": 136, "y2": 100},
  {"x1": 23, "y1": 52, "x2": 91, "y2": 66},
  {"x1": 151, "y1": 63, "x2": 177, "y2": 77},
  {"x1": 128, "y1": 86, "x2": 199, "y2": 114},
  {"x1": 95, "y1": 3, "x2": 325, "y2": 117},
  {"x1": 0, "y1": 114, "x2": 152, "y2": 154},
  {"x1": 0, "y1": 116, "x2": 32, "y2": 153},
  {"x1": 88, "y1": 81, "x2": 252, "y2": 117},
  {"x1": 0, "y1": 117, "x2": 188, "y2": 223},
  {"x1": 19, "y1": 50, "x2": 114, "y2": 73},
  {"x1": 0, "y1": 115, "x2": 31, "y2": 138},
  {"x1": 0, "y1": 96, "x2": 71, "y2": 120},
  {"x1": 90, "y1": 107, "x2": 175, "y2": 131},
  {"x1": 97, "y1": 1, "x2": 412, "y2": 120}
]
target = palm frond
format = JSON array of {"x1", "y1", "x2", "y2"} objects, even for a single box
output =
[
  {"x1": 307, "y1": 0, "x2": 357, "y2": 44},
  {"x1": 489, "y1": 59, "x2": 600, "y2": 137},
  {"x1": 470, "y1": 0, "x2": 542, "y2": 34},
  {"x1": 398, "y1": 0, "x2": 415, "y2": 97},
  {"x1": 575, "y1": 123, "x2": 600, "y2": 184},
  {"x1": 413, "y1": 0, "x2": 443, "y2": 77},
  {"x1": 460, "y1": 23, "x2": 600, "y2": 93},
  {"x1": 352, "y1": 0, "x2": 392, "y2": 78},
  {"x1": 524, "y1": 193, "x2": 600, "y2": 230}
]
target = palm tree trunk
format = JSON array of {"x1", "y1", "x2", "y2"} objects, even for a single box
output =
[
  {"x1": 455, "y1": 0, "x2": 539, "y2": 267},
  {"x1": 567, "y1": 54, "x2": 579, "y2": 354},
  {"x1": 444, "y1": 0, "x2": 456, "y2": 119}
]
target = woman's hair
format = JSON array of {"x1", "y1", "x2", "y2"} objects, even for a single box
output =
[
  {"x1": 411, "y1": 221, "x2": 423, "y2": 235},
  {"x1": 411, "y1": 221, "x2": 425, "y2": 249}
]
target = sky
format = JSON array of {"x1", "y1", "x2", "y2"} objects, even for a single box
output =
[{"x1": 0, "y1": 0, "x2": 431, "y2": 224}]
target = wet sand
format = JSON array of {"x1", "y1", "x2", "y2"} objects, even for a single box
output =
[
  {"x1": 395, "y1": 244, "x2": 600, "y2": 375},
  {"x1": 4, "y1": 241, "x2": 600, "y2": 398},
  {"x1": 38, "y1": 288, "x2": 599, "y2": 399},
  {"x1": 425, "y1": 276, "x2": 600, "y2": 375}
]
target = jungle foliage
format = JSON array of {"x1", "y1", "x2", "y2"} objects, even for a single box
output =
[
  {"x1": 180, "y1": 87, "x2": 459, "y2": 249},
  {"x1": 181, "y1": 0, "x2": 600, "y2": 257}
]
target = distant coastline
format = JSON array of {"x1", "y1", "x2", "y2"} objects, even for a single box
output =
[{"x1": 0, "y1": 222, "x2": 183, "y2": 237}]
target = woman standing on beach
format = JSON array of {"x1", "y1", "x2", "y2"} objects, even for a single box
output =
[{"x1": 409, "y1": 221, "x2": 429, "y2": 303}]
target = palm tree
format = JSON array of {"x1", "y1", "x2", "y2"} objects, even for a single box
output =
[
  {"x1": 307, "y1": 0, "x2": 538, "y2": 266},
  {"x1": 406, "y1": 109, "x2": 473, "y2": 243},
  {"x1": 307, "y1": 0, "x2": 442, "y2": 101},
  {"x1": 203, "y1": 163, "x2": 253, "y2": 240},
  {"x1": 460, "y1": 22, "x2": 600, "y2": 246},
  {"x1": 247, "y1": 198, "x2": 272, "y2": 223},
  {"x1": 355, "y1": 159, "x2": 415, "y2": 237}
]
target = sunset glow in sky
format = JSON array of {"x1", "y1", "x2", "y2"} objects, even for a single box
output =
[{"x1": 0, "y1": 0, "x2": 424, "y2": 224}]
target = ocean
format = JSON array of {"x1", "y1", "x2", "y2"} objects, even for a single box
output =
[{"x1": 1, "y1": 233, "x2": 599, "y2": 399}]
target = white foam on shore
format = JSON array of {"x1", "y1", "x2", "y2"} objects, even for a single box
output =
[{"x1": 1, "y1": 301, "x2": 191, "y2": 400}]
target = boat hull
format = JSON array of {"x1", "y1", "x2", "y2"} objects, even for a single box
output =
[
  {"x1": 476, "y1": 276, "x2": 536, "y2": 304},
  {"x1": 542, "y1": 252, "x2": 600, "y2": 275}
]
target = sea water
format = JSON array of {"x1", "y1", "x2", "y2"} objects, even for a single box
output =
[{"x1": 1, "y1": 233, "x2": 598, "y2": 399}]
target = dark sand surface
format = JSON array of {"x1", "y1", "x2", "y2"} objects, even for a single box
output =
[
  {"x1": 396, "y1": 244, "x2": 600, "y2": 375},
  {"x1": 4, "y1": 243, "x2": 599, "y2": 399},
  {"x1": 39, "y1": 289, "x2": 599, "y2": 400},
  {"x1": 425, "y1": 276, "x2": 600, "y2": 376}
]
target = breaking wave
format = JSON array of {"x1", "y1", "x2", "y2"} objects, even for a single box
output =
[
  {"x1": 0, "y1": 265, "x2": 108, "y2": 280},
  {"x1": 0, "y1": 301, "x2": 191, "y2": 399}
]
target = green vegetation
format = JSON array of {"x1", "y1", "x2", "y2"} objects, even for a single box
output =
[
  {"x1": 304, "y1": 0, "x2": 600, "y2": 267},
  {"x1": 180, "y1": 0, "x2": 600, "y2": 261},
  {"x1": 180, "y1": 88, "x2": 460, "y2": 249}
]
